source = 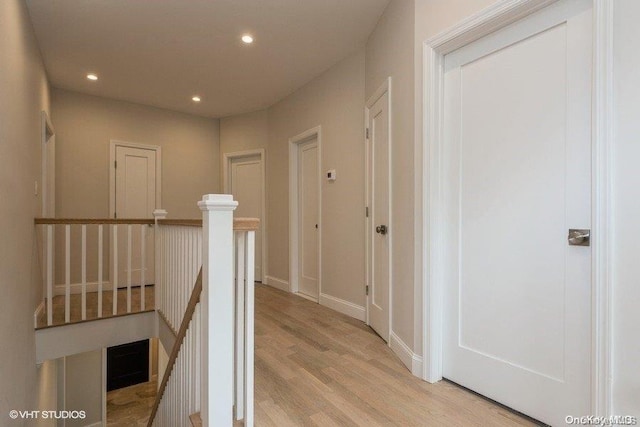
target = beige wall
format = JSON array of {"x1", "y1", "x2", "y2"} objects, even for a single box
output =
[
  {"x1": 365, "y1": 0, "x2": 417, "y2": 350},
  {"x1": 612, "y1": 0, "x2": 640, "y2": 417},
  {"x1": 52, "y1": 88, "x2": 221, "y2": 220},
  {"x1": 64, "y1": 350, "x2": 103, "y2": 427},
  {"x1": 267, "y1": 50, "x2": 367, "y2": 307},
  {"x1": 220, "y1": 109, "x2": 269, "y2": 155},
  {"x1": 0, "y1": 0, "x2": 51, "y2": 417}
]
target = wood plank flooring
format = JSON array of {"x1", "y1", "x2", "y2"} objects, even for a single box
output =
[
  {"x1": 107, "y1": 379, "x2": 157, "y2": 426},
  {"x1": 253, "y1": 284, "x2": 537, "y2": 426},
  {"x1": 36, "y1": 286, "x2": 155, "y2": 328}
]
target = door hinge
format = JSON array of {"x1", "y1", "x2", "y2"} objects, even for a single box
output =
[
  {"x1": 365, "y1": 206, "x2": 369, "y2": 217},
  {"x1": 114, "y1": 160, "x2": 117, "y2": 169},
  {"x1": 366, "y1": 128, "x2": 370, "y2": 139},
  {"x1": 365, "y1": 285, "x2": 369, "y2": 296}
]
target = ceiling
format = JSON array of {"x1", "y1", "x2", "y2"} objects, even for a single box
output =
[{"x1": 26, "y1": 0, "x2": 389, "y2": 118}]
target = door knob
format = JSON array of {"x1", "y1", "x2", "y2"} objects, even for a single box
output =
[
  {"x1": 375, "y1": 225, "x2": 388, "y2": 235},
  {"x1": 568, "y1": 229, "x2": 590, "y2": 246}
]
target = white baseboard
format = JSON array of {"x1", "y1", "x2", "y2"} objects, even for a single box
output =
[
  {"x1": 390, "y1": 331, "x2": 423, "y2": 376},
  {"x1": 84, "y1": 422, "x2": 102, "y2": 427},
  {"x1": 264, "y1": 275, "x2": 289, "y2": 292},
  {"x1": 34, "y1": 301, "x2": 44, "y2": 328},
  {"x1": 319, "y1": 293, "x2": 365, "y2": 322},
  {"x1": 53, "y1": 281, "x2": 154, "y2": 296}
]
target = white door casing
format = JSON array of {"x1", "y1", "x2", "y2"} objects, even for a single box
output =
[
  {"x1": 110, "y1": 141, "x2": 161, "y2": 287},
  {"x1": 435, "y1": 1, "x2": 592, "y2": 424},
  {"x1": 289, "y1": 127, "x2": 322, "y2": 302},
  {"x1": 41, "y1": 111, "x2": 55, "y2": 217},
  {"x1": 297, "y1": 138, "x2": 319, "y2": 300},
  {"x1": 224, "y1": 150, "x2": 266, "y2": 282},
  {"x1": 366, "y1": 78, "x2": 391, "y2": 343}
]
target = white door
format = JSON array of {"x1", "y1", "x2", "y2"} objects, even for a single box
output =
[
  {"x1": 228, "y1": 155, "x2": 264, "y2": 281},
  {"x1": 441, "y1": 1, "x2": 592, "y2": 424},
  {"x1": 114, "y1": 145, "x2": 157, "y2": 286},
  {"x1": 366, "y1": 83, "x2": 390, "y2": 342},
  {"x1": 297, "y1": 139, "x2": 319, "y2": 300}
]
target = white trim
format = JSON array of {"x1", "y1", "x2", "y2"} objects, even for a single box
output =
[
  {"x1": 109, "y1": 140, "x2": 162, "y2": 219},
  {"x1": 390, "y1": 332, "x2": 423, "y2": 377},
  {"x1": 264, "y1": 275, "x2": 289, "y2": 292},
  {"x1": 34, "y1": 301, "x2": 45, "y2": 329},
  {"x1": 84, "y1": 422, "x2": 103, "y2": 427},
  {"x1": 365, "y1": 77, "x2": 393, "y2": 343},
  {"x1": 54, "y1": 281, "x2": 114, "y2": 296},
  {"x1": 101, "y1": 347, "x2": 107, "y2": 427},
  {"x1": 318, "y1": 293, "x2": 366, "y2": 322},
  {"x1": 591, "y1": 0, "x2": 614, "y2": 417},
  {"x1": 288, "y1": 126, "x2": 322, "y2": 301},
  {"x1": 223, "y1": 149, "x2": 267, "y2": 283},
  {"x1": 420, "y1": 0, "x2": 613, "y2": 416}
]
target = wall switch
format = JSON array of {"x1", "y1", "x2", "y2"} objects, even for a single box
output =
[{"x1": 327, "y1": 169, "x2": 337, "y2": 181}]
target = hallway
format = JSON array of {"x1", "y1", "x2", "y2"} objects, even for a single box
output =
[{"x1": 253, "y1": 284, "x2": 537, "y2": 426}]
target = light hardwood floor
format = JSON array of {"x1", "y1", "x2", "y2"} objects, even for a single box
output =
[
  {"x1": 107, "y1": 380, "x2": 157, "y2": 426},
  {"x1": 252, "y1": 284, "x2": 538, "y2": 426},
  {"x1": 36, "y1": 286, "x2": 154, "y2": 328}
]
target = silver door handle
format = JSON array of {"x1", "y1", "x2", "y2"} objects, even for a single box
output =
[{"x1": 568, "y1": 229, "x2": 590, "y2": 246}]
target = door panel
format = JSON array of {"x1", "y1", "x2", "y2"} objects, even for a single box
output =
[
  {"x1": 115, "y1": 146, "x2": 156, "y2": 286},
  {"x1": 367, "y1": 88, "x2": 390, "y2": 342},
  {"x1": 107, "y1": 339, "x2": 149, "y2": 391},
  {"x1": 298, "y1": 139, "x2": 319, "y2": 299},
  {"x1": 442, "y1": 1, "x2": 592, "y2": 424},
  {"x1": 230, "y1": 156, "x2": 263, "y2": 281}
]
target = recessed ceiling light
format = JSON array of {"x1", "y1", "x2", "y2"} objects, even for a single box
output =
[
  {"x1": 241, "y1": 34, "x2": 254, "y2": 44},
  {"x1": 192, "y1": 96, "x2": 201, "y2": 102},
  {"x1": 86, "y1": 73, "x2": 98, "y2": 81}
]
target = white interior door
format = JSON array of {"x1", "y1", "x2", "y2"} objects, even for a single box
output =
[
  {"x1": 229, "y1": 155, "x2": 264, "y2": 281},
  {"x1": 366, "y1": 84, "x2": 390, "y2": 342},
  {"x1": 297, "y1": 139, "x2": 319, "y2": 300},
  {"x1": 441, "y1": 1, "x2": 592, "y2": 424},
  {"x1": 114, "y1": 145, "x2": 157, "y2": 286}
]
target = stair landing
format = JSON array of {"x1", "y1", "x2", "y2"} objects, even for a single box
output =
[{"x1": 36, "y1": 286, "x2": 155, "y2": 329}]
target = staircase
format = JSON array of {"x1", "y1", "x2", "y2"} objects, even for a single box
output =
[{"x1": 34, "y1": 194, "x2": 259, "y2": 426}]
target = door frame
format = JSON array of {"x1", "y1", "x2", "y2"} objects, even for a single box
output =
[
  {"x1": 222, "y1": 148, "x2": 267, "y2": 283},
  {"x1": 41, "y1": 111, "x2": 55, "y2": 217},
  {"x1": 289, "y1": 126, "x2": 322, "y2": 301},
  {"x1": 365, "y1": 78, "x2": 393, "y2": 341},
  {"x1": 420, "y1": 0, "x2": 614, "y2": 416},
  {"x1": 109, "y1": 140, "x2": 162, "y2": 219}
]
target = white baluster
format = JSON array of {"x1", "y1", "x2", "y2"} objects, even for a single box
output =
[
  {"x1": 98, "y1": 225, "x2": 103, "y2": 317},
  {"x1": 127, "y1": 224, "x2": 132, "y2": 313},
  {"x1": 244, "y1": 230, "x2": 255, "y2": 426},
  {"x1": 198, "y1": 194, "x2": 238, "y2": 426},
  {"x1": 141, "y1": 224, "x2": 146, "y2": 311},
  {"x1": 235, "y1": 231, "x2": 245, "y2": 420},
  {"x1": 81, "y1": 224, "x2": 87, "y2": 320},
  {"x1": 113, "y1": 225, "x2": 118, "y2": 315},
  {"x1": 65, "y1": 224, "x2": 70, "y2": 323},
  {"x1": 47, "y1": 225, "x2": 53, "y2": 326}
]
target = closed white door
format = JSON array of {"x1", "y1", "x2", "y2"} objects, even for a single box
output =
[
  {"x1": 442, "y1": 1, "x2": 592, "y2": 425},
  {"x1": 229, "y1": 155, "x2": 264, "y2": 281},
  {"x1": 366, "y1": 84, "x2": 390, "y2": 342},
  {"x1": 114, "y1": 145, "x2": 157, "y2": 286},
  {"x1": 297, "y1": 139, "x2": 319, "y2": 300}
]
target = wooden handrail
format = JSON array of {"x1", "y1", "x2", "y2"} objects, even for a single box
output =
[
  {"x1": 34, "y1": 218, "x2": 154, "y2": 225},
  {"x1": 35, "y1": 217, "x2": 260, "y2": 231},
  {"x1": 147, "y1": 268, "x2": 203, "y2": 427}
]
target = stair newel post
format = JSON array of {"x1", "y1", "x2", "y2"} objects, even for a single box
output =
[{"x1": 198, "y1": 194, "x2": 238, "y2": 426}]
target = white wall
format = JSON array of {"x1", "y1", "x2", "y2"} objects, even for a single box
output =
[
  {"x1": 34, "y1": 360, "x2": 59, "y2": 427},
  {"x1": 365, "y1": 0, "x2": 417, "y2": 354},
  {"x1": 612, "y1": 0, "x2": 640, "y2": 417},
  {"x1": 0, "y1": 0, "x2": 51, "y2": 419},
  {"x1": 267, "y1": 50, "x2": 367, "y2": 308},
  {"x1": 52, "y1": 88, "x2": 221, "y2": 220}
]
